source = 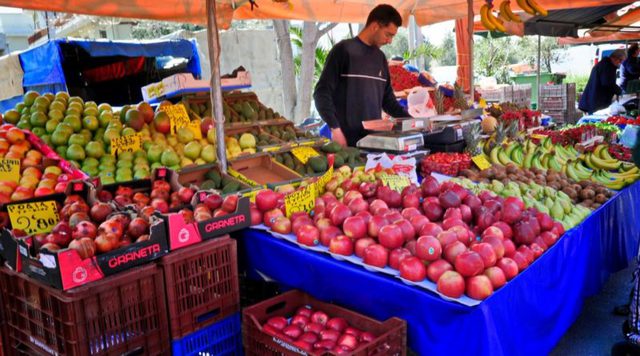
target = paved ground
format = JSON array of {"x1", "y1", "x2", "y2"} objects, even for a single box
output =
[{"x1": 551, "y1": 264, "x2": 634, "y2": 356}]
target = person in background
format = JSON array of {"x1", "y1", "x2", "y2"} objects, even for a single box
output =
[
  {"x1": 618, "y1": 44, "x2": 640, "y2": 93},
  {"x1": 313, "y1": 4, "x2": 410, "y2": 147},
  {"x1": 579, "y1": 49, "x2": 626, "y2": 115}
]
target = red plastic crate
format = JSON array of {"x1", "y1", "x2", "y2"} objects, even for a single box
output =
[
  {"x1": 159, "y1": 235, "x2": 240, "y2": 340},
  {"x1": 0, "y1": 264, "x2": 169, "y2": 356},
  {"x1": 243, "y1": 290, "x2": 407, "y2": 356}
]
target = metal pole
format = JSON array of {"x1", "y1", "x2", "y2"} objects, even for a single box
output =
[
  {"x1": 536, "y1": 35, "x2": 541, "y2": 109},
  {"x1": 468, "y1": 0, "x2": 474, "y2": 101},
  {"x1": 408, "y1": 15, "x2": 417, "y2": 67},
  {"x1": 206, "y1": 0, "x2": 228, "y2": 172}
]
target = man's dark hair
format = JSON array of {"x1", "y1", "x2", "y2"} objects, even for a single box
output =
[
  {"x1": 365, "y1": 4, "x2": 402, "y2": 28},
  {"x1": 628, "y1": 43, "x2": 639, "y2": 59}
]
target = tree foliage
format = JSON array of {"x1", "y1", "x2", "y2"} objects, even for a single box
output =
[
  {"x1": 439, "y1": 32, "x2": 457, "y2": 66},
  {"x1": 473, "y1": 34, "x2": 517, "y2": 83},
  {"x1": 516, "y1": 36, "x2": 567, "y2": 73},
  {"x1": 130, "y1": 21, "x2": 203, "y2": 39}
]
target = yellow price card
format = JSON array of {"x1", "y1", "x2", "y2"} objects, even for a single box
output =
[
  {"x1": 0, "y1": 159, "x2": 20, "y2": 183},
  {"x1": 285, "y1": 184, "x2": 316, "y2": 218},
  {"x1": 379, "y1": 173, "x2": 410, "y2": 192},
  {"x1": 291, "y1": 146, "x2": 320, "y2": 164},
  {"x1": 7, "y1": 200, "x2": 60, "y2": 235},
  {"x1": 111, "y1": 134, "x2": 142, "y2": 156},
  {"x1": 472, "y1": 155, "x2": 492, "y2": 170}
]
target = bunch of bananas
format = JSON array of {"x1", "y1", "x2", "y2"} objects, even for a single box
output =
[
  {"x1": 482, "y1": 137, "x2": 640, "y2": 190},
  {"x1": 481, "y1": 0, "x2": 547, "y2": 32},
  {"x1": 566, "y1": 145, "x2": 639, "y2": 190}
]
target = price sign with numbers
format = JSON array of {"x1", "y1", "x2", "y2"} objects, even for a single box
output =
[
  {"x1": 161, "y1": 104, "x2": 191, "y2": 134},
  {"x1": 187, "y1": 120, "x2": 203, "y2": 139},
  {"x1": 291, "y1": 146, "x2": 320, "y2": 164},
  {"x1": 379, "y1": 173, "x2": 410, "y2": 192},
  {"x1": 111, "y1": 134, "x2": 142, "y2": 156},
  {"x1": 0, "y1": 158, "x2": 20, "y2": 183},
  {"x1": 285, "y1": 184, "x2": 317, "y2": 218},
  {"x1": 7, "y1": 201, "x2": 60, "y2": 235},
  {"x1": 314, "y1": 165, "x2": 334, "y2": 193},
  {"x1": 472, "y1": 155, "x2": 492, "y2": 170}
]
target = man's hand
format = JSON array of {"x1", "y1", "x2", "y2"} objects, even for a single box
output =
[{"x1": 331, "y1": 128, "x2": 347, "y2": 147}]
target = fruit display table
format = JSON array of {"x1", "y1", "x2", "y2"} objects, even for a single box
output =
[{"x1": 235, "y1": 181, "x2": 640, "y2": 355}]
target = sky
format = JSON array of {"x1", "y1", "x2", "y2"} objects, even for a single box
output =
[{"x1": 0, "y1": 6, "x2": 22, "y2": 13}]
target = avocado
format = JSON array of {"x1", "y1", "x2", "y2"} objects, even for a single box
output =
[
  {"x1": 334, "y1": 154, "x2": 345, "y2": 167},
  {"x1": 222, "y1": 181, "x2": 240, "y2": 194},
  {"x1": 205, "y1": 170, "x2": 222, "y2": 187},
  {"x1": 200, "y1": 179, "x2": 217, "y2": 190},
  {"x1": 309, "y1": 156, "x2": 328, "y2": 173},
  {"x1": 221, "y1": 175, "x2": 234, "y2": 187},
  {"x1": 321, "y1": 142, "x2": 341, "y2": 153}
]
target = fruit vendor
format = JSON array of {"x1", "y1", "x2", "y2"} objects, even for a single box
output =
[
  {"x1": 618, "y1": 44, "x2": 640, "y2": 94},
  {"x1": 314, "y1": 4, "x2": 411, "y2": 147},
  {"x1": 579, "y1": 49, "x2": 626, "y2": 115}
]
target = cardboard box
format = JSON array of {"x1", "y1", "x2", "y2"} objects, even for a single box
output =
[
  {"x1": 178, "y1": 163, "x2": 253, "y2": 196},
  {"x1": 229, "y1": 154, "x2": 302, "y2": 187}
]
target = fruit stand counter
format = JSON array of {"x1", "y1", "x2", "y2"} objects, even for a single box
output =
[{"x1": 235, "y1": 181, "x2": 640, "y2": 355}]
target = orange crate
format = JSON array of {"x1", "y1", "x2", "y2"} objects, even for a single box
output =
[
  {"x1": 159, "y1": 236, "x2": 240, "y2": 340},
  {"x1": 0, "y1": 264, "x2": 169, "y2": 356},
  {"x1": 243, "y1": 290, "x2": 407, "y2": 356}
]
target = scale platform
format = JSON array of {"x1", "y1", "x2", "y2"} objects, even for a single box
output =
[
  {"x1": 356, "y1": 131, "x2": 424, "y2": 153},
  {"x1": 424, "y1": 116, "x2": 479, "y2": 145}
]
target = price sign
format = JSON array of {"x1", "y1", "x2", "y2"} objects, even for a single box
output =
[
  {"x1": 242, "y1": 189, "x2": 259, "y2": 203},
  {"x1": 161, "y1": 104, "x2": 191, "y2": 134},
  {"x1": 228, "y1": 168, "x2": 262, "y2": 187},
  {"x1": 530, "y1": 134, "x2": 547, "y2": 140},
  {"x1": 472, "y1": 155, "x2": 492, "y2": 170},
  {"x1": 186, "y1": 120, "x2": 203, "y2": 139},
  {"x1": 291, "y1": 146, "x2": 320, "y2": 164},
  {"x1": 285, "y1": 184, "x2": 316, "y2": 218},
  {"x1": 379, "y1": 173, "x2": 410, "y2": 192},
  {"x1": 111, "y1": 134, "x2": 142, "y2": 156},
  {"x1": 262, "y1": 146, "x2": 282, "y2": 153},
  {"x1": 314, "y1": 165, "x2": 334, "y2": 194},
  {"x1": 7, "y1": 201, "x2": 60, "y2": 235},
  {"x1": 0, "y1": 159, "x2": 20, "y2": 183}
]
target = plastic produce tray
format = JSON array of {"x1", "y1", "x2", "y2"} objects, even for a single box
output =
[
  {"x1": 0, "y1": 264, "x2": 169, "y2": 356},
  {"x1": 159, "y1": 236, "x2": 240, "y2": 340}
]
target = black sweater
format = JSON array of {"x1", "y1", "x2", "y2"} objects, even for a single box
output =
[{"x1": 314, "y1": 37, "x2": 410, "y2": 146}]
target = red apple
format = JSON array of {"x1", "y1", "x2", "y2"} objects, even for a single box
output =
[
  {"x1": 422, "y1": 201, "x2": 443, "y2": 221},
  {"x1": 319, "y1": 226, "x2": 342, "y2": 247},
  {"x1": 263, "y1": 209, "x2": 284, "y2": 227},
  {"x1": 502, "y1": 239, "x2": 516, "y2": 258},
  {"x1": 271, "y1": 216, "x2": 292, "y2": 234},
  {"x1": 437, "y1": 270, "x2": 465, "y2": 298},
  {"x1": 471, "y1": 242, "x2": 497, "y2": 267},
  {"x1": 436, "y1": 230, "x2": 458, "y2": 247},
  {"x1": 401, "y1": 207, "x2": 421, "y2": 220},
  {"x1": 329, "y1": 235, "x2": 354, "y2": 256},
  {"x1": 419, "y1": 222, "x2": 443, "y2": 237},
  {"x1": 427, "y1": 259, "x2": 453, "y2": 282},
  {"x1": 378, "y1": 224, "x2": 404, "y2": 250},
  {"x1": 367, "y1": 215, "x2": 388, "y2": 238},
  {"x1": 342, "y1": 216, "x2": 366, "y2": 240},
  {"x1": 256, "y1": 190, "x2": 278, "y2": 212},
  {"x1": 389, "y1": 247, "x2": 413, "y2": 269},
  {"x1": 415, "y1": 235, "x2": 442, "y2": 261},
  {"x1": 354, "y1": 237, "x2": 376, "y2": 258},
  {"x1": 444, "y1": 241, "x2": 467, "y2": 264},
  {"x1": 455, "y1": 250, "x2": 485, "y2": 277},
  {"x1": 466, "y1": 275, "x2": 494, "y2": 300},
  {"x1": 482, "y1": 235, "x2": 505, "y2": 260},
  {"x1": 409, "y1": 215, "x2": 430, "y2": 234},
  {"x1": 395, "y1": 219, "x2": 416, "y2": 241},
  {"x1": 484, "y1": 266, "x2": 507, "y2": 289},
  {"x1": 491, "y1": 221, "x2": 513, "y2": 240},
  {"x1": 363, "y1": 244, "x2": 389, "y2": 268},
  {"x1": 330, "y1": 204, "x2": 352, "y2": 227},
  {"x1": 347, "y1": 198, "x2": 369, "y2": 215},
  {"x1": 296, "y1": 225, "x2": 320, "y2": 246},
  {"x1": 496, "y1": 257, "x2": 519, "y2": 280},
  {"x1": 399, "y1": 256, "x2": 427, "y2": 282}
]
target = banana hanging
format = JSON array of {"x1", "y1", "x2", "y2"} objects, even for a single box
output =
[
  {"x1": 526, "y1": 0, "x2": 548, "y2": 16},
  {"x1": 516, "y1": 0, "x2": 536, "y2": 15},
  {"x1": 487, "y1": 6, "x2": 507, "y2": 32},
  {"x1": 500, "y1": 1, "x2": 522, "y2": 22},
  {"x1": 480, "y1": 4, "x2": 497, "y2": 31}
]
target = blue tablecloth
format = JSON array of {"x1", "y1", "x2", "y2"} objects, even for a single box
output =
[{"x1": 236, "y1": 181, "x2": 640, "y2": 355}]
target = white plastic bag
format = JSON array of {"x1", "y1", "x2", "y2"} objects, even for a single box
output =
[
  {"x1": 407, "y1": 87, "x2": 437, "y2": 118},
  {"x1": 365, "y1": 152, "x2": 419, "y2": 184}
]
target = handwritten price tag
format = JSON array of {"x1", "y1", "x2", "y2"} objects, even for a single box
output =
[
  {"x1": 187, "y1": 121, "x2": 203, "y2": 139},
  {"x1": 472, "y1": 155, "x2": 492, "y2": 170},
  {"x1": 111, "y1": 134, "x2": 142, "y2": 156},
  {"x1": 0, "y1": 159, "x2": 20, "y2": 183},
  {"x1": 7, "y1": 200, "x2": 60, "y2": 235},
  {"x1": 291, "y1": 146, "x2": 320, "y2": 164},
  {"x1": 379, "y1": 173, "x2": 410, "y2": 192},
  {"x1": 162, "y1": 104, "x2": 191, "y2": 134},
  {"x1": 285, "y1": 184, "x2": 316, "y2": 218},
  {"x1": 530, "y1": 134, "x2": 547, "y2": 140},
  {"x1": 314, "y1": 165, "x2": 334, "y2": 194}
]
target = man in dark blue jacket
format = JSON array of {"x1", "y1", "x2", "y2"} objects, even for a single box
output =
[
  {"x1": 314, "y1": 4, "x2": 410, "y2": 147},
  {"x1": 618, "y1": 44, "x2": 640, "y2": 93},
  {"x1": 579, "y1": 49, "x2": 626, "y2": 115}
]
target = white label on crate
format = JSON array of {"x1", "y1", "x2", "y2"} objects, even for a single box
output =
[
  {"x1": 29, "y1": 336, "x2": 59, "y2": 356},
  {"x1": 273, "y1": 337, "x2": 308, "y2": 355},
  {"x1": 178, "y1": 228, "x2": 191, "y2": 243},
  {"x1": 39, "y1": 253, "x2": 57, "y2": 268}
]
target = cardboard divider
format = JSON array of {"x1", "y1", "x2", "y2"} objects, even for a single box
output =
[{"x1": 229, "y1": 154, "x2": 302, "y2": 187}]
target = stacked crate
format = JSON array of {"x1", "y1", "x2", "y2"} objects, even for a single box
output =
[
  {"x1": 539, "y1": 83, "x2": 578, "y2": 123},
  {"x1": 512, "y1": 84, "x2": 532, "y2": 107},
  {"x1": 160, "y1": 236, "x2": 243, "y2": 355},
  {"x1": 477, "y1": 85, "x2": 513, "y2": 103}
]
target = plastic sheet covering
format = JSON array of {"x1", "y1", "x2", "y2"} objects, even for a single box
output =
[{"x1": 236, "y1": 181, "x2": 640, "y2": 355}]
